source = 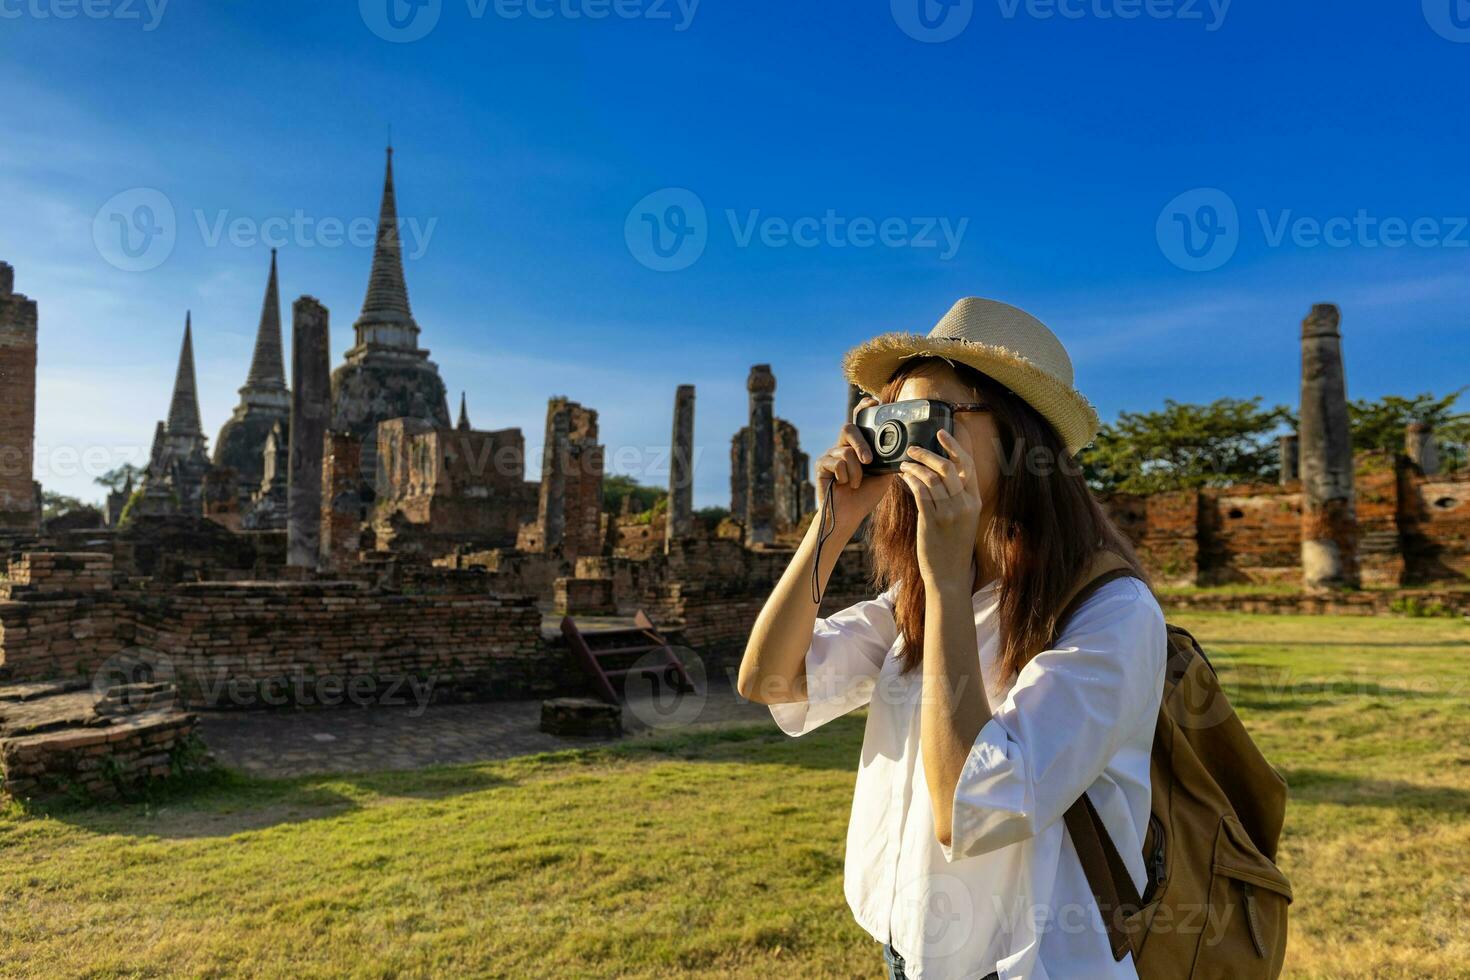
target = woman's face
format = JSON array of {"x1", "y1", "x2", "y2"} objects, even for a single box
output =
[{"x1": 892, "y1": 362, "x2": 1002, "y2": 523}]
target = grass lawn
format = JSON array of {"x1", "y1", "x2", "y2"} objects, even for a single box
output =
[{"x1": 2, "y1": 612, "x2": 1468, "y2": 978}]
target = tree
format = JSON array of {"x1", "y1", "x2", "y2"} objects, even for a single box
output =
[
  {"x1": 94, "y1": 463, "x2": 145, "y2": 494},
  {"x1": 695, "y1": 506, "x2": 730, "y2": 532},
  {"x1": 601, "y1": 475, "x2": 667, "y2": 516},
  {"x1": 1082, "y1": 397, "x2": 1293, "y2": 495},
  {"x1": 41, "y1": 491, "x2": 88, "y2": 521},
  {"x1": 1348, "y1": 389, "x2": 1467, "y2": 470}
]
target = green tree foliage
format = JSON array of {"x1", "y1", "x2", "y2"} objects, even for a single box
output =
[
  {"x1": 1081, "y1": 397, "x2": 1294, "y2": 494},
  {"x1": 695, "y1": 505, "x2": 730, "y2": 531},
  {"x1": 41, "y1": 491, "x2": 88, "y2": 521},
  {"x1": 601, "y1": 474, "x2": 667, "y2": 516},
  {"x1": 94, "y1": 463, "x2": 145, "y2": 494},
  {"x1": 1348, "y1": 389, "x2": 1467, "y2": 470}
]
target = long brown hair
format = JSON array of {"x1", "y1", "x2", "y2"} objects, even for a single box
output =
[{"x1": 868, "y1": 358, "x2": 1146, "y2": 682}]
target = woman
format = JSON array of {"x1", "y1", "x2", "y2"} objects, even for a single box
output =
[{"x1": 737, "y1": 298, "x2": 1166, "y2": 980}]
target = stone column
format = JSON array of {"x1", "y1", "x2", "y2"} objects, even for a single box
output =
[
  {"x1": 1299, "y1": 304, "x2": 1358, "y2": 590},
  {"x1": 1405, "y1": 422, "x2": 1440, "y2": 476},
  {"x1": 320, "y1": 431, "x2": 363, "y2": 571},
  {"x1": 746, "y1": 365, "x2": 776, "y2": 546},
  {"x1": 288, "y1": 297, "x2": 331, "y2": 569},
  {"x1": 667, "y1": 384, "x2": 695, "y2": 541},
  {"x1": 1278, "y1": 433, "x2": 1300, "y2": 485},
  {"x1": 537, "y1": 398, "x2": 569, "y2": 552},
  {"x1": 0, "y1": 262, "x2": 39, "y2": 538}
]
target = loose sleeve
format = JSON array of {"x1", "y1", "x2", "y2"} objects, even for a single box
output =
[
  {"x1": 943, "y1": 578, "x2": 1166, "y2": 860},
  {"x1": 768, "y1": 588, "x2": 899, "y2": 737}
]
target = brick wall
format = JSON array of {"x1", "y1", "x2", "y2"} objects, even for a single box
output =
[
  {"x1": 1106, "y1": 455, "x2": 1469, "y2": 588},
  {"x1": 7, "y1": 552, "x2": 114, "y2": 592},
  {"x1": 1104, "y1": 490, "x2": 1200, "y2": 586},
  {"x1": 1198, "y1": 484, "x2": 1301, "y2": 585},
  {"x1": 1355, "y1": 457, "x2": 1405, "y2": 586},
  {"x1": 1403, "y1": 470, "x2": 1470, "y2": 582},
  {"x1": 0, "y1": 555, "x2": 560, "y2": 706},
  {"x1": 1, "y1": 700, "x2": 199, "y2": 802}
]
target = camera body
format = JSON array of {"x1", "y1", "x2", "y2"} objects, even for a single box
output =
[{"x1": 855, "y1": 398, "x2": 954, "y2": 473}]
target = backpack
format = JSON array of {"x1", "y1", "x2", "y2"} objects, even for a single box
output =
[{"x1": 1056, "y1": 562, "x2": 1293, "y2": 980}]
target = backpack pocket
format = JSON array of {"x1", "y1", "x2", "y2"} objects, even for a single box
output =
[{"x1": 1189, "y1": 814, "x2": 1292, "y2": 979}]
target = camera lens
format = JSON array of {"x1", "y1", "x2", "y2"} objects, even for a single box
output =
[{"x1": 875, "y1": 420, "x2": 903, "y2": 457}]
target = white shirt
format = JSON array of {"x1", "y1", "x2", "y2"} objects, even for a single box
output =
[{"x1": 770, "y1": 577, "x2": 1165, "y2": 980}]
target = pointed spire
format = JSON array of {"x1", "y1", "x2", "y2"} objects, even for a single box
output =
[
  {"x1": 167, "y1": 312, "x2": 203, "y2": 437},
  {"x1": 244, "y1": 249, "x2": 286, "y2": 392},
  {"x1": 356, "y1": 145, "x2": 417, "y2": 340},
  {"x1": 148, "y1": 420, "x2": 167, "y2": 473},
  {"x1": 457, "y1": 391, "x2": 471, "y2": 431}
]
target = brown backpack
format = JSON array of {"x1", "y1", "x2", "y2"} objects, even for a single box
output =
[{"x1": 1057, "y1": 565, "x2": 1293, "y2": 979}]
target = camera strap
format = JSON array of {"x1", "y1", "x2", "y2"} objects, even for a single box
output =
[{"x1": 811, "y1": 478, "x2": 836, "y2": 605}]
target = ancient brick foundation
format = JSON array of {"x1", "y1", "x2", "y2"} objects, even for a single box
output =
[
  {"x1": 0, "y1": 552, "x2": 564, "y2": 708},
  {"x1": 0, "y1": 678, "x2": 201, "y2": 802},
  {"x1": 1109, "y1": 454, "x2": 1469, "y2": 587},
  {"x1": 555, "y1": 576, "x2": 616, "y2": 615},
  {"x1": 1160, "y1": 588, "x2": 1470, "y2": 617}
]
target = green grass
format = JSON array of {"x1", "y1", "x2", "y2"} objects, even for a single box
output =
[{"x1": 2, "y1": 612, "x2": 1468, "y2": 978}]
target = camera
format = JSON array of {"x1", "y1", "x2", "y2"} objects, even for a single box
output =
[{"x1": 854, "y1": 398, "x2": 954, "y2": 473}]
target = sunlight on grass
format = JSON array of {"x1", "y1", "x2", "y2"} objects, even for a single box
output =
[{"x1": 1, "y1": 613, "x2": 1467, "y2": 978}]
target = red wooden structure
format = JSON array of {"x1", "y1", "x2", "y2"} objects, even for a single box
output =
[{"x1": 559, "y1": 609, "x2": 698, "y2": 705}]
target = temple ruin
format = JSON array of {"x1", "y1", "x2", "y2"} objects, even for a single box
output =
[
  {"x1": 0, "y1": 263, "x2": 39, "y2": 546},
  {"x1": 1, "y1": 154, "x2": 1467, "y2": 802}
]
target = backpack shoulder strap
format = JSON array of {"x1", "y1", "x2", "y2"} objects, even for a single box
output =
[{"x1": 1052, "y1": 554, "x2": 1147, "y2": 962}]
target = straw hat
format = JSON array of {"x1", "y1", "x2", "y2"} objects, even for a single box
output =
[{"x1": 843, "y1": 297, "x2": 1101, "y2": 455}]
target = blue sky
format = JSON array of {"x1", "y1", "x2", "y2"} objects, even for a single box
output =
[{"x1": 2, "y1": 0, "x2": 1468, "y2": 507}]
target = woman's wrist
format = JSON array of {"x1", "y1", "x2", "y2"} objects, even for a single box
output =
[{"x1": 922, "y1": 575, "x2": 973, "y2": 605}]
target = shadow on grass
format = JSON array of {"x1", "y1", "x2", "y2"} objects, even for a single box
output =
[
  {"x1": 1227, "y1": 680, "x2": 1446, "y2": 712},
  {"x1": 1203, "y1": 638, "x2": 1469, "y2": 649},
  {"x1": 13, "y1": 761, "x2": 516, "y2": 841},
  {"x1": 1282, "y1": 767, "x2": 1470, "y2": 815},
  {"x1": 7, "y1": 717, "x2": 861, "y2": 840}
]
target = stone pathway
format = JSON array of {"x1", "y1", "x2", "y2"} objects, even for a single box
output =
[{"x1": 199, "y1": 677, "x2": 775, "y2": 779}]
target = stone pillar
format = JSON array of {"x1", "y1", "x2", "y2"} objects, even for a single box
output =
[
  {"x1": 537, "y1": 399, "x2": 570, "y2": 552},
  {"x1": 1299, "y1": 304, "x2": 1358, "y2": 590},
  {"x1": 0, "y1": 262, "x2": 40, "y2": 538},
  {"x1": 1278, "y1": 433, "x2": 1300, "y2": 485},
  {"x1": 288, "y1": 297, "x2": 331, "y2": 569},
  {"x1": 746, "y1": 365, "x2": 776, "y2": 546},
  {"x1": 667, "y1": 384, "x2": 695, "y2": 542},
  {"x1": 320, "y1": 432, "x2": 363, "y2": 571},
  {"x1": 1405, "y1": 422, "x2": 1439, "y2": 476}
]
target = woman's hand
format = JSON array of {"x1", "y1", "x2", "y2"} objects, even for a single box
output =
[
  {"x1": 898, "y1": 428, "x2": 982, "y2": 589},
  {"x1": 814, "y1": 396, "x2": 897, "y2": 535}
]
